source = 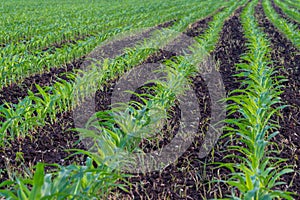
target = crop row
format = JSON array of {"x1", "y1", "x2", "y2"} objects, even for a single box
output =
[
  {"x1": 220, "y1": 0, "x2": 294, "y2": 199},
  {"x1": 273, "y1": 0, "x2": 300, "y2": 23},
  {"x1": 1, "y1": 1, "x2": 201, "y2": 52},
  {"x1": 262, "y1": 0, "x2": 300, "y2": 49},
  {"x1": 281, "y1": 0, "x2": 300, "y2": 10}
]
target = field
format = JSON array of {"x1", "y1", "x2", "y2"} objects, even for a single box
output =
[{"x1": 0, "y1": 0, "x2": 299, "y2": 199}]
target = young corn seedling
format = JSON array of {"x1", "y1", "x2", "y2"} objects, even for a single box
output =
[
  {"x1": 28, "y1": 84, "x2": 59, "y2": 124},
  {"x1": 0, "y1": 158, "x2": 128, "y2": 200},
  {"x1": 0, "y1": 98, "x2": 38, "y2": 142}
]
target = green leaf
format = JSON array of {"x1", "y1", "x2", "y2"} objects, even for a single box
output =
[{"x1": 29, "y1": 163, "x2": 45, "y2": 200}]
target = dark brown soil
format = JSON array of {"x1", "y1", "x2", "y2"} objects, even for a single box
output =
[
  {"x1": 185, "y1": 16, "x2": 213, "y2": 37},
  {"x1": 255, "y1": 2, "x2": 300, "y2": 196},
  {"x1": 271, "y1": 0, "x2": 300, "y2": 29},
  {"x1": 158, "y1": 20, "x2": 177, "y2": 28},
  {"x1": 0, "y1": 111, "x2": 86, "y2": 182},
  {"x1": 0, "y1": 57, "x2": 84, "y2": 105}
]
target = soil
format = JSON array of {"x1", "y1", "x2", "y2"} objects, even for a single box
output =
[
  {"x1": 185, "y1": 16, "x2": 213, "y2": 37},
  {"x1": 0, "y1": 111, "x2": 86, "y2": 182},
  {"x1": 255, "y1": 2, "x2": 300, "y2": 195}
]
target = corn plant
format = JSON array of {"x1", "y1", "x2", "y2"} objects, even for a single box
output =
[
  {"x1": 262, "y1": 0, "x2": 300, "y2": 49},
  {"x1": 218, "y1": 1, "x2": 294, "y2": 199},
  {"x1": 282, "y1": 0, "x2": 300, "y2": 10},
  {"x1": 0, "y1": 0, "x2": 231, "y2": 146},
  {"x1": 74, "y1": 58, "x2": 195, "y2": 168},
  {"x1": 0, "y1": 158, "x2": 128, "y2": 200},
  {"x1": 0, "y1": 98, "x2": 39, "y2": 140},
  {"x1": 273, "y1": 0, "x2": 300, "y2": 23}
]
